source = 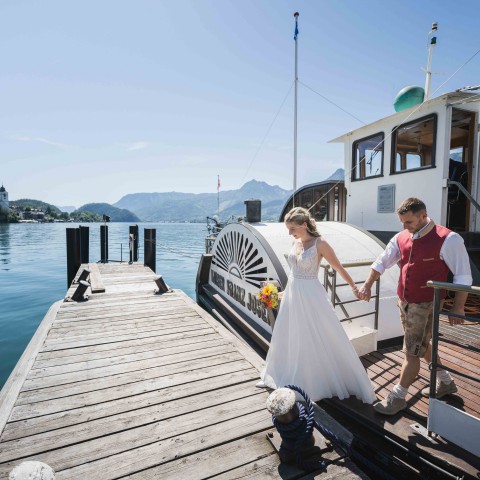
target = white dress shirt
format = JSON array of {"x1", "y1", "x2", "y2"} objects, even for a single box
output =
[{"x1": 371, "y1": 219, "x2": 472, "y2": 286}]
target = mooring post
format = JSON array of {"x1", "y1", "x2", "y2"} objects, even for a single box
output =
[
  {"x1": 66, "y1": 227, "x2": 80, "y2": 287},
  {"x1": 79, "y1": 225, "x2": 89, "y2": 264},
  {"x1": 266, "y1": 387, "x2": 315, "y2": 464},
  {"x1": 129, "y1": 224, "x2": 139, "y2": 263},
  {"x1": 100, "y1": 224, "x2": 108, "y2": 263},
  {"x1": 144, "y1": 228, "x2": 156, "y2": 272},
  {"x1": 9, "y1": 461, "x2": 55, "y2": 479}
]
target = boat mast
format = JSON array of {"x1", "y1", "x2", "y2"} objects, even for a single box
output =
[
  {"x1": 424, "y1": 22, "x2": 438, "y2": 101},
  {"x1": 217, "y1": 174, "x2": 220, "y2": 218},
  {"x1": 293, "y1": 12, "x2": 299, "y2": 206}
]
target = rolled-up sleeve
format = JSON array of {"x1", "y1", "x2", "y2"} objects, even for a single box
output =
[
  {"x1": 371, "y1": 234, "x2": 401, "y2": 274},
  {"x1": 441, "y1": 233, "x2": 473, "y2": 285}
]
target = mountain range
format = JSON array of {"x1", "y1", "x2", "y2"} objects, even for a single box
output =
[
  {"x1": 13, "y1": 170, "x2": 345, "y2": 222},
  {"x1": 114, "y1": 179, "x2": 295, "y2": 222}
]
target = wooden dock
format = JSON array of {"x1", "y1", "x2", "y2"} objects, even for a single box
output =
[
  {"x1": 0, "y1": 263, "x2": 367, "y2": 479},
  {"x1": 325, "y1": 320, "x2": 480, "y2": 479}
]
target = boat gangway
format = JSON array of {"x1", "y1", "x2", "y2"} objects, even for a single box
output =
[{"x1": 0, "y1": 263, "x2": 367, "y2": 479}]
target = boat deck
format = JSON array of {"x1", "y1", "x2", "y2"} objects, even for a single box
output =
[
  {"x1": 0, "y1": 263, "x2": 367, "y2": 479},
  {"x1": 324, "y1": 320, "x2": 480, "y2": 479}
]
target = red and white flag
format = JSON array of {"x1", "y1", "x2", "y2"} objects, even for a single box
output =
[{"x1": 217, "y1": 176, "x2": 220, "y2": 191}]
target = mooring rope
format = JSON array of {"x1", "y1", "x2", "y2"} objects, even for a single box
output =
[{"x1": 271, "y1": 384, "x2": 349, "y2": 472}]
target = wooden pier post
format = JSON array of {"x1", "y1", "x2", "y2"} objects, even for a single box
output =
[
  {"x1": 266, "y1": 387, "x2": 315, "y2": 463},
  {"x1": 66, "y1": 228, "x2": 80, "y2": 287},
  {"x1": 100, "y1": 225, "x2": 108, "y2": 263},
  {"x1": 129, "y1": 224, "x2": 139, "y2": 263},
  {"x1": 79, "y1": 225, "x2": 89, "y2": 264},
  {"x1": 144, "y1": 228, "x2": 156, "y2": 272}
]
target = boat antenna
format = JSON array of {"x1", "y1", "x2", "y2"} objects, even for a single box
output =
[
  {"x1": 423, "y1": 22, "x2": 438, "y2": 101},
  {"x1": 293, "y1": 11, "x2": 299, "y2": 207}
]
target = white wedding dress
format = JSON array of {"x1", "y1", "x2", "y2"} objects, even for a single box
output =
[{"x1": 261, "y1": 238, "x2": 377, "y2": 403}]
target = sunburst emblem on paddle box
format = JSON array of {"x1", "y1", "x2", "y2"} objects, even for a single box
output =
[{"x1": 208, "y1": 223, "x2": 286, "y2": 331}]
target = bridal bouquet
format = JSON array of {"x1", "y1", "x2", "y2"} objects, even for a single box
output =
[{"x1": 258, "y1": 283, "x2": 279, "y2": 309}]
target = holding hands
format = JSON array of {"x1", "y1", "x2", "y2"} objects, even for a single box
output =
[
  {"x1": 357, "y1": 284, "x2": 372, "y2": 301},
  {"x1": 351, "y1": 285, "x2": 362, "y2": 300}
]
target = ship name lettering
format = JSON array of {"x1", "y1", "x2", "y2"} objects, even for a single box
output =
[
  {"x1": 211, "y1": 270, "x2": 225, "y2": 291},
  {"x1": 226, "y1": 280, "x2": 246, "y2": 306},
  {"x1": 246, "y1": 293, "x2": 269, "y2": 323}
]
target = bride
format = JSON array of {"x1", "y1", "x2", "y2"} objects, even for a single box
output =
[{"x1": 258, "y1": 207, "x2": 376, "y2": 404}]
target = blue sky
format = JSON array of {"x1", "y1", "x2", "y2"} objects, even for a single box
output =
[{"x1": 1, "y1": 0, "x2": 478, "y2": 208}]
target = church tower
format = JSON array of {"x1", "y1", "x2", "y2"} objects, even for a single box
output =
[{"x1": 0, "y1": 184, "x2": 9, "y2": 215}]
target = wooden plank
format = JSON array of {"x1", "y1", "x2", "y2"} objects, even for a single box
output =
[
  {"x1": 0, "y1": 396, "x2": 270, "y2": 478},
  {"x1": 52, "y1": 305, "x2": 195, "y2": 327},
  {"x1": 44, "y1": 314, "x2": 203, "y2": 341},
  {"x1": 22, "y1": 343, "x2": 237, "y2": 391},
  {"x1": 177, "y1": 290, "x2": 265, "y2": 372},
  {"x1": 88, "y1": 263, "x2": 105, "y2": 293},
  {"x1": 123, "y1": 433, "x2": 276, "y2": 480},
  {"x1": 52, "y1": 410, "x2": 271, "y2": 480},
  {"x1": 0, "y1": 381, "x2": 264, "y2": 463},
  {"x1": 15, "y1": 354, "x2": 249, "y2": 406},
  {"x1": 28, "y1": 336, "x2": 228, "y2": 381},
  {"x1": 34, "y1": 331, "x2": 218, "y2": 367},
  {"x1": 29, "y1": 335, "x2": 224, "y2": 376},
  {"x1": 9, "y1": 359, "x2": 255, "y2": 422},
  {"x1": 40, "y1": 322, "x2": 212, "y2": 352},
  {"x1": 212, "y1": 449, "x2": 368, "y2": 480},
  {"x1": 2, "y1": 368, "x2": 258, "y2": 441}
]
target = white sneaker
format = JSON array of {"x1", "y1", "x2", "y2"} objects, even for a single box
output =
[{"x1": 255, "y1": 380, "x2": 267, "y2": 388}]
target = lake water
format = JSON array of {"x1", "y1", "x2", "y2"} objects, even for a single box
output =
[{"x1": 0, "y1": 222, "x2": 208, "y2": 388}]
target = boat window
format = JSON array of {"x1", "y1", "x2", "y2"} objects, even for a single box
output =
[
  {"x1": 391, "y1": 114, "x2": 437, "y2": 174},
  {"x1": 352, "y1": 133, "x2": 384, "y2": 181},
  {"x1": 395, "y1": 152, "x2": 422, "y2": 171}
]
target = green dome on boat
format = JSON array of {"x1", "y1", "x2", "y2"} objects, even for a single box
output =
[{"x1": 394, "y1": 86, "x2": 425, "y2": 112}]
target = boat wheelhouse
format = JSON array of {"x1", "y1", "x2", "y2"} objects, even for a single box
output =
[{"x1": 332, "y1": 90, "x2": 479, "y2": 247}]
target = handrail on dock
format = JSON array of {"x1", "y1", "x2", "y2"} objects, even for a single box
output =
[
  {"x1": 426, "y1": 280, "x2": 480, "y2": 453},
  {"x1": 321, "y1": 261, "x2": 380, "y2": 330},
  {"x1": 427, "y1": 280, "x2": 480, "y2": 386}
]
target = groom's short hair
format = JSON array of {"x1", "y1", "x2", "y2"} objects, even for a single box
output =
[{"x1": 397, "y1": 197, "x2": 427, "y2": 215}]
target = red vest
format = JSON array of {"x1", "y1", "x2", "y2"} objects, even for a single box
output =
[{"x1": 397, "y1": 223, "x2": 450, "y2": 303}]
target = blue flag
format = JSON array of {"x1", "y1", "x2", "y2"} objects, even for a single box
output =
[{"x1": 294, "y1": 21, "x2": 299, "y2": 41}]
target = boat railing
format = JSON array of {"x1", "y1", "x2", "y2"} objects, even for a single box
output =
[
  {"x1": 321, "y1": 261, "x2": 380, "y2": 330},
  {"x1": 426, "y1": 280, "x2": 480, "y2": 456},
  {"x1": 205, "y1": 215, "x2": 238, "y2": 253},
  {"x1": 447, "y1": 179, "x2": 480, "y2": 213}
]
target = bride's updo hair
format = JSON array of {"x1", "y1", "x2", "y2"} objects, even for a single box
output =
[{"x1": 284, "y1": 207, "x2": 320, "y2": 237}]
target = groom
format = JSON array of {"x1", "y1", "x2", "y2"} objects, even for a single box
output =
[{"x1": 358, "y1": 197, "x2": 472, "y2": 415}]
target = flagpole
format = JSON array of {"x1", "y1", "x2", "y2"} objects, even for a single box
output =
[
  {"x1": 293, "y1": 12, "x2": 299, "y2": 207},
  {"x1": 217, "y1": 175, "x2": 220, "y2": 218}
]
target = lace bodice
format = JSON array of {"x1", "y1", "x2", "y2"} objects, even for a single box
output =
[{"x1": 287, "y1": 239, "x2": 321, "y2": 279}]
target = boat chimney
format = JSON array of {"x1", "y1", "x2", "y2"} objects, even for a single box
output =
[
  {"x1": 244, "y1": 199, "x2": 261, "y2": 223},
  {"x1": 424, "y1": 22, "x2": 438, "y2": 101}
]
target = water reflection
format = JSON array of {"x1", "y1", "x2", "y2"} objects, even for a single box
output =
[{"x1": 0, "y1": 223, "x2": 10, "y2": 265}]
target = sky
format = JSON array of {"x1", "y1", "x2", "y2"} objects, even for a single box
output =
[{"x1": 1, "y1": 0, "x2": 479, "y2": 208}]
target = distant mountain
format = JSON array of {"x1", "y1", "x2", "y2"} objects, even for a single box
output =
[
  {"x1": 74, "y1": 203, "x2": 140, "y2": 222},
  {"x1": 58, "y1": 205, "x2": 76, "y2": 213},
  {"x1": 114, "y1": 180, "x2": 292, "y2": 222},
  {"x1": 324, "y1": 168, "x2": 344, "y2": 181}
]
